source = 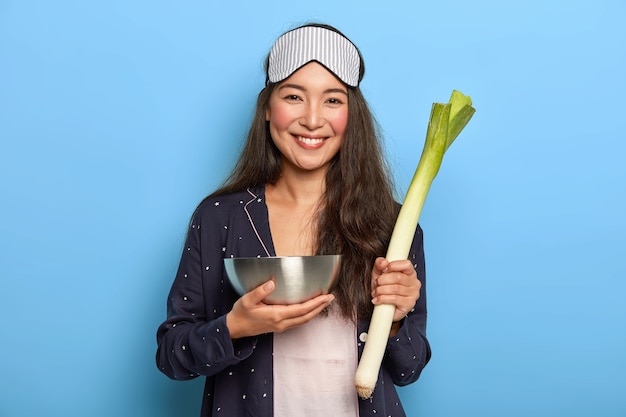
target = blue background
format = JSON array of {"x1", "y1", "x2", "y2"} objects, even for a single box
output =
[{"x1": 1, "y1": 1, "x2": 625, "y2": 416}]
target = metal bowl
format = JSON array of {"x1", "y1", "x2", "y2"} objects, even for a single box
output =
[{"x1": 223, "y1": 255, "x2": 342, "y2": 304}]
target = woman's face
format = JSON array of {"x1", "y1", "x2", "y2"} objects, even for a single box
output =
[{"x1": 266, "y1": 62, "x2": 349, "y2": 176}]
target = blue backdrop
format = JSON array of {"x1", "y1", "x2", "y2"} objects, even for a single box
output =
[{"x1": 1, "y1": 1, "x2": 625, "y2": 416}]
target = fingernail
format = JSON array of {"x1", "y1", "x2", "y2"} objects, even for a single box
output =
[{"x1": 264, "y1": 281, "x2": 275, "y2": 291}]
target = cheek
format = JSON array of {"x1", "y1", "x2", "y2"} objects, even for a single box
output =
[
  {"x1": 330, "y1": 111, "x2": 349, "y2": 136},
  {"x1": 267, "y1": 104, "x2": 293, "y2": 131}
]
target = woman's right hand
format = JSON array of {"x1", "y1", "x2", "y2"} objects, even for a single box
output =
[{"x1": 225, "y1": 280, "x2": 334, "y2": 340}]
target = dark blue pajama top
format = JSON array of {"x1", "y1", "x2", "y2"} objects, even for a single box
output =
[{"x1": 156, "y1": 186, "x2": 431, "y2": 416}]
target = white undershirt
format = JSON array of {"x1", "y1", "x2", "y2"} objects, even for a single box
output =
[{"x1": 273, "y1": 305, "x2": 359, "y2": 417}]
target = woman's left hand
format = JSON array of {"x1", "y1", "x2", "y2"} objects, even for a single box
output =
[{"x1": 370, "y1": 257, "x2": 421, "y2": 324}]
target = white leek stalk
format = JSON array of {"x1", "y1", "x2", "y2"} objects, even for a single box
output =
[{"x1": 354, "y1": 90, "x2": 475, "y2": 399}]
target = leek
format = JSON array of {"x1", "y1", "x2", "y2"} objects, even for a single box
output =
[{"x1": 354, "y1": 90, "x2": 475, "y2": 399}]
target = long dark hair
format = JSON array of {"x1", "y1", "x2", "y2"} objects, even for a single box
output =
[{"x1": 210, "y1": 23, "x2": 398, "y2": 319}]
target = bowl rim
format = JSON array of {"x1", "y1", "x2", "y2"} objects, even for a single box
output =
[{"x1": 224, "y1": 254, "x2": 342, "y2": 261}]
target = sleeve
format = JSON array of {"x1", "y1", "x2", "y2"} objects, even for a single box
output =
[
  {"x1": 155, "y1": 203, "x2": 257, "y2": 380},
  {"x1": 381, "y1": 224, "x2": 431, "y2": 386}
]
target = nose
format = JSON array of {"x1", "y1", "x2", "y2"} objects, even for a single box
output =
[{"x1": 300, "y1": 103, "x2": 324, "y2": 130}]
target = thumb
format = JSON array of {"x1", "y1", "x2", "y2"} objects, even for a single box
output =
[
  {"x1": 374, "y1": 257, "x2": 389, "y2": 275},
  {"x1": 248, "y1": 279, "x2": 275, "y2": 304}
]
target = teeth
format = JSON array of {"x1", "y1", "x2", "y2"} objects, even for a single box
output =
[{"x1": 298, "y1": 136, "x2": 324, "y2": 145}]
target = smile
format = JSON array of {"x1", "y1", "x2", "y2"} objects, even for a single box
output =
[{"x1": 297, "y1": 136, "x2": 326, "y2": 146}]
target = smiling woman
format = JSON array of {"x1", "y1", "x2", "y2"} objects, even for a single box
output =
[{"x1": 156, "y1": 23, "x2": 431, "y2": 417}]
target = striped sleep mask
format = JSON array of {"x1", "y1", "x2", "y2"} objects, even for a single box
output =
[{"x1": 267, "y1": 26, "x2": 361, "y2": 87}]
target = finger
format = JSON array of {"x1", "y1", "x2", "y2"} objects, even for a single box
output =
[
  {"x1": 372, "y1": 271, "x2": 420, "y2": 302},
  {"x1": 275, "y1": 296, "x2": 334, "y2": 332},
  {"x1": 371, "y1": 293, "x2": 403, "y2": 306},
  {"x1": 244, "y1": 279, "x2": 276, "y2": 305},
  {"x1": 372, "y1": 293, "x2": 417, "y2": 314},
  {"x1": 373, "y1": 257, "x2": 389, "y2": 275},
  {"x1": 280, "y1": 293, "x2": 334, "y2": 319},
  {"x1": 376, "y1": 274, "x2": 421, "y2": 295},
  {"x1": 376, "y1": 270, "x2": 414, "y2": 287},
  {"x1": 384, "y1": 259, "x2": 416, "y2": 275},
  {"x1": 371, "y1": 257, "x2": 389, "y2": 289},
  {"x1": 373, "y1": 282, "x2": 413, "y2": 300}
]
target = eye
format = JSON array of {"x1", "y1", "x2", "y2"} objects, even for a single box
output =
[
  {"x1": 327, "y1": 97, "x2": 344, "y2": 105},
  {"x1": 284, "y1": 94, "x2": 301, "y2": 101}
]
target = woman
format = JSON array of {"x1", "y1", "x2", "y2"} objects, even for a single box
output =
[{"x1": 156, "y1": 23, "x2": 431, "y2": 416}]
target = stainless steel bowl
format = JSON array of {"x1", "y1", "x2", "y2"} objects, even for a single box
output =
[{"x1": 223, "y1": 255, "x2": 342, "y2": 304}]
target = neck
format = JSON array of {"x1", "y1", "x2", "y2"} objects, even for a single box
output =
[{"x1": 269, "y1": 166, "x2": 326, "y2": 206}]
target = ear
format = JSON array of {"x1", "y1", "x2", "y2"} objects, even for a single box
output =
[{"x1": 265, "y1": 106, "x2": 270, "y2": 121}]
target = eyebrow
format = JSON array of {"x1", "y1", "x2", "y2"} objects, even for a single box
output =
[{"x1": 278, "y1": 83, "x2": 348, "y2": 96}]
